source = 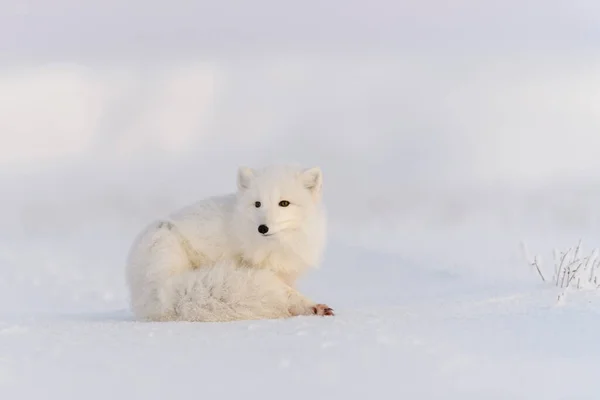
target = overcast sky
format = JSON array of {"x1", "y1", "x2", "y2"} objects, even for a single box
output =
[
  {"x1": 2, "y1": 1, "x2": 600, "y2": 61},
  {"x1": 2, "y1": 1, "x2": 600, "y2": 191}
]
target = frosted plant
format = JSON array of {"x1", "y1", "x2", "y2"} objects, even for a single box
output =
[{"x1": 521, "y1": 240, "x2": 600, "y2": 291}]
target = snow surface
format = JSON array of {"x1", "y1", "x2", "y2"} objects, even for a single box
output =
[{"x1": 3, "y1": 2, "x2": 600, "y2": 399}]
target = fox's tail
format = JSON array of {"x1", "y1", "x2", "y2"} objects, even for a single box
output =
[
  {"x1": 126, "y1": 219, "x2": 319, "y2": 322},
  {"x1": 131, "y1": 262, "x2": 316, "y2": 322}
]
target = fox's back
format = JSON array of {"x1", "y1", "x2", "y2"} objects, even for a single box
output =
[{"x1": 168, "y1": 193, "x2": 239, "y2": 265}]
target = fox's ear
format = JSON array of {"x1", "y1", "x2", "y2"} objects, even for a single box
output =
[
  {"x1": 237, "y1": 167, "x2": 255, "y2": 190},
  {"x1": 302, "y1": 167, "x2": 323, "y2": 198}
]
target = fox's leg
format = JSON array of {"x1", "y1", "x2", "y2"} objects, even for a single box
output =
[{"x1": 285, "y1": 285, "x2": 334, "y2": 317}]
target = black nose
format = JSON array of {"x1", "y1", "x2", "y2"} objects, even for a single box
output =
[{"x1": 258, "y1": 224, "x2": 269, "y2": 234}]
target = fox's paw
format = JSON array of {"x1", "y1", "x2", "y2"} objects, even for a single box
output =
[{"x1": 312, "y1": 304, "x2": 334, "y2": 316}]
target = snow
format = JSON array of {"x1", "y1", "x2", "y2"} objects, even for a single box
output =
[
  {"x1": 3, "y1": 2, "x2": 600, "y2": 399},
  {"x1": 3, "y1": 230, "x2": 600, "y2": 400}
]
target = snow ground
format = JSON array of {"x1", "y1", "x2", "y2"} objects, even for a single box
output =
[
  {"x1": 3, "y1": 174, "x2": 600, "y2": 400},
  {"x1": 4, "y1": 3, "x2": 600, "y2": 399}
]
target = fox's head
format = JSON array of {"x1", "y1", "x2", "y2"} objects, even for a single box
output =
[{"x1": 233, "y1": 165, "x2": 326, "y2": 267}]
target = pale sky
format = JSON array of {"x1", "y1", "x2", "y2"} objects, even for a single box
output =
[
  {"x1": 2, "y1": 1, "x2": 600, "y2": 60},
  {"x1": 2, "y1": 1, "x2": 600, "y2": 187}
]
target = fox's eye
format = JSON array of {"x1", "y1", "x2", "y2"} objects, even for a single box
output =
[
  {"x1": 279, "y1": 200, "x2": 290, "y2": 207},
  {"x1": 254, "y1": 201, "x2": 261, "y2": 208}
]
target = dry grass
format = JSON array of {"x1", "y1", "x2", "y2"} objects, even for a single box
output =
[{"x1": 521, "y1": 240, "x2": 600, "y2": 292}]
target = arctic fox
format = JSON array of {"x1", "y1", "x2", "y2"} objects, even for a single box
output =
[{"x1": 125, "y1": 165, "x2": 333, "y2": 322}]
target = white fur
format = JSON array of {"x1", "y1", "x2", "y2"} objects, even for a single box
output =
[{"x1": 125, "y1": 165, "x2": 328, "y2": 322}]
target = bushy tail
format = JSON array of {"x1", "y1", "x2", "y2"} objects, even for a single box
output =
[
  {"x1": 134, "y1": 262, "x2": 315, "y2": 322},
  {"x1": 126, "y1": 219, "x2": 318, "y2": 322}
]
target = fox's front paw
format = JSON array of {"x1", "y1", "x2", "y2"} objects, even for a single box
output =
[{"x1": 312, "y1": 304, "x2": 334, "y2": 316}]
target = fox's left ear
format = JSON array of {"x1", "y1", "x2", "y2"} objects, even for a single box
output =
[
  {"x1": 302, "y1": 167, "x2": 323, "y2": 199},
  {"x1": 237, "y1": 166, "x2": 255, "y2": 191}
]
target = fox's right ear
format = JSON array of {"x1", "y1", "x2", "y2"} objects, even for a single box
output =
[
  {"x1": 237, "y1": 167, "x2": 255, "y2": 190},
  {"x1": 301, "y1": 166, "x2": 323, "y2": 199}
]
